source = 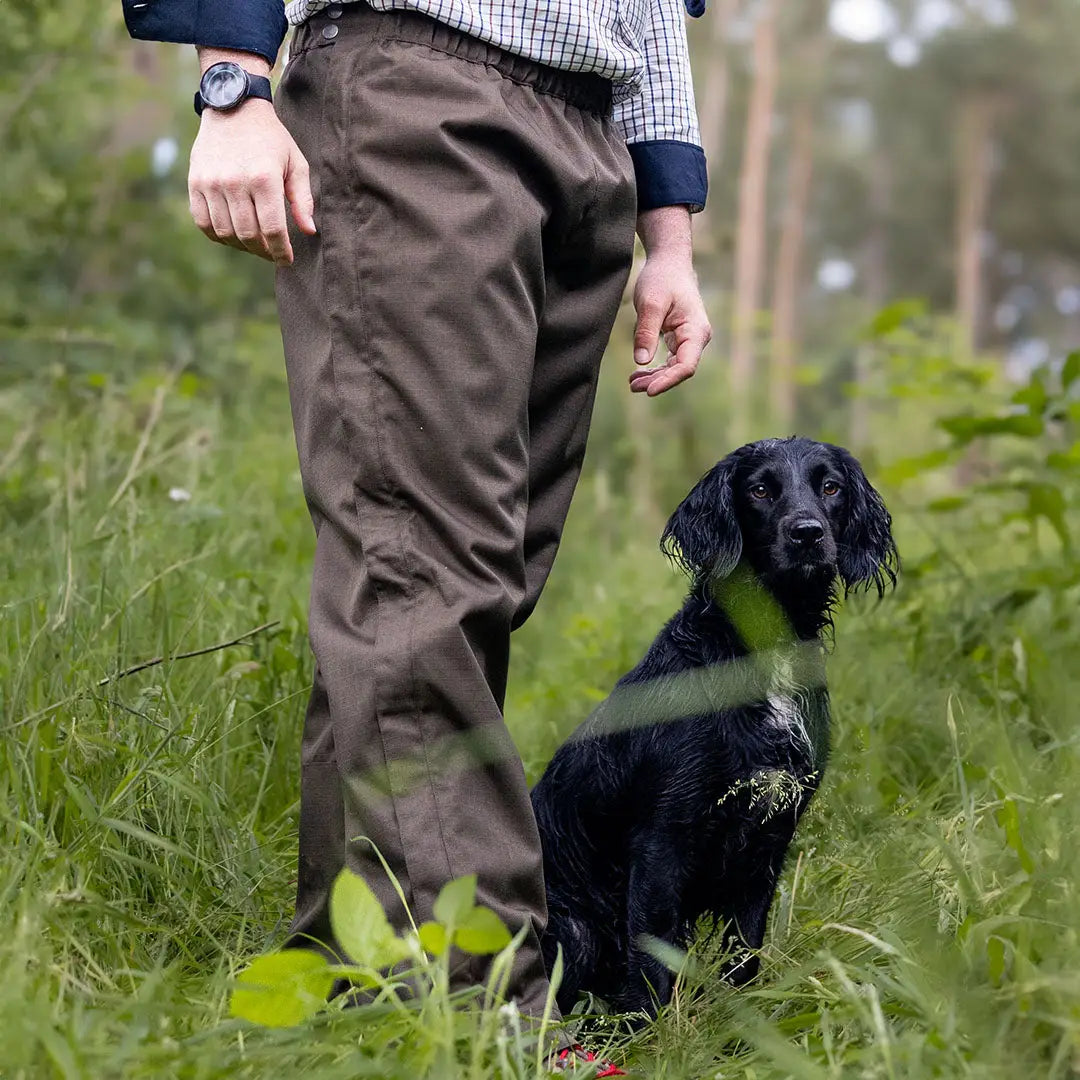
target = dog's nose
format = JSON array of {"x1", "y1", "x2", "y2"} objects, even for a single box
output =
[{"x1": 789, "y1": 518, "x2": 825, "y2": 545}]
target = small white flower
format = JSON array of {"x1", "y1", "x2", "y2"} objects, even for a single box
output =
[{"x1": 168, "y1": 487, "x2": 192, "y2": 503}]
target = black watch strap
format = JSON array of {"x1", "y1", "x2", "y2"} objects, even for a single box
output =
[{"x1": 194, "y1": 67, "x2": 273, "y2": 117}]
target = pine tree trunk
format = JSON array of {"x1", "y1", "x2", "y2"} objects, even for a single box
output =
[
  {"x1": 695, "y1": 0, "x2": 739, "y2": 253},
  {"x1": 730, "y1": 0, "x2": 777, "y2": 444},
  {"x1": 769, "y1": 96, "x2": 814, "y2": 430},
  {"x1": 954, "y1": 93, "x2": 996, "y2": 358},
  {"x1": 851, "y1": 143, "x2": 891, "y2": 450}
]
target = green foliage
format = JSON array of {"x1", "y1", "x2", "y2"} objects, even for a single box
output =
[
  {"x1": 5, "y1": 315, "x2": 1078, "y2": 1076},
  {"x1": 230, "y1": 951, "x2": 337, "y2": 1028},
  {"x1": 227, "y1": 870, "x2": 513, "y2": 1031},
  {"x1": 330, "y1": 867, "x2": 411, "y2": 971}
]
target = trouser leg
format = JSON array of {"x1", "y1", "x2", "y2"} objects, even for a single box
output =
[
  {"x1": 275, "y1": 6, "x2": 634, "y2": 1018},
  {"x1": 514, "y1": 146, "x2": 637, "y2": 630}
]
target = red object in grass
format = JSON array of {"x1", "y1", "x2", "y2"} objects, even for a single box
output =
[{"x1": 553, "y1": 1044, "x2": 626, "y2": 1077}]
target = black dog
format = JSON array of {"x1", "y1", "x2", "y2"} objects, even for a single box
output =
[{"x1": 531, "y1": 437, "x2": 898, "y2": 1018}]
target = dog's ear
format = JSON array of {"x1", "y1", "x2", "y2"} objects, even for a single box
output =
[
  {"x1": 660, "y1": 455, "x2": 743, "y2": 582},
  {"x1": 834, "y1": 448, "x2": 899, "y2": 596}
]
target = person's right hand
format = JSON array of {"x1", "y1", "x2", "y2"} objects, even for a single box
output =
[{"x1": 189, "y1": 97, "x2": 316, "y2": 266}]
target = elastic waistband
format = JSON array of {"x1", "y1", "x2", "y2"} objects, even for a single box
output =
[{"x1": 290, "y1": 2, "x2": 615, "y2": 117}]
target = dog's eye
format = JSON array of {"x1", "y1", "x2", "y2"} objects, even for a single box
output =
[
  {"x1": 822, "y1": 479, "x2": 841, "y2": 497},
  {"x1": 749, "y1": 484, "x2": 770, "y2": 500}
]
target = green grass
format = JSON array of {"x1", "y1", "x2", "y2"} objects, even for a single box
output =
[{"x1": 2, "y1": 342, "x2": 1078, "y2": 1079}]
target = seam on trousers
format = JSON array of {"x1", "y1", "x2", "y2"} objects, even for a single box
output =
[
  {"x1": 305, "y1": 58, "x2": 365, "y2": 904},
  {"x1": 312, "y1": 42, "x2": 420, "y2": 907},
  {"x1": 339, "y1": 40, "x2": 457, "y2": 898}
]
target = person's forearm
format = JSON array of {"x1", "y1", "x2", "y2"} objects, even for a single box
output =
[
  {"x1": 629, "y1": 204, "x2": 709, "y2": 393},
  {"x1": 197, "y1": 46, "x2": 271, "y2": 77},
  {"x1": 637, "y1": 206, "x2": 693, "y2": 260}
]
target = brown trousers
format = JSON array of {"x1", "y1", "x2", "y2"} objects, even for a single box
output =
[{"x1": 274, "y1": 3, "x2": 636, "y2": 1018}]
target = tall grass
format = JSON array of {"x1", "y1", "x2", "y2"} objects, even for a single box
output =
[{"x1": 1, "y1": 334, "x2": 1077, "y2": 1078}]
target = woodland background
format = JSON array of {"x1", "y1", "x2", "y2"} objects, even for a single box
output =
[{"x1": 2, "y1": 1, "x2": 1079, "y2": 1077}]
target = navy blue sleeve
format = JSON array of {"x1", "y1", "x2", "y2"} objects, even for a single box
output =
[
  {"x1": 627, "y1": 141, "x2": 709, "y2": 214},
  {"x1": 122, "y1": 0, "x2": 288, "y2": 67}
]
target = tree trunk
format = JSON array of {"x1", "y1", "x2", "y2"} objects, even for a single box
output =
[
  {"x1": 769, "y1": 96, "x2": 814, "y2": 430},
  {"x1": 954, "y1": 93, "x2": 997, "y2": 358},
  {"x1": 851, "y1": 142, "x2": 891, "y2": 449},
  {"x1": 730, "y1": 0, "x2": 777, "y2": 444},
  {"x1": 695, "y1": 0, "x2": 739, "y2": 253}
]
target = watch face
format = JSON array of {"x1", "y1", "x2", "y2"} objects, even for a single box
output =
[{"x1": 201, "y1": 63, "x2": 248, "y2": 110}]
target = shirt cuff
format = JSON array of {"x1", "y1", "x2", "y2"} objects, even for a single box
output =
[
  {"x1": 122, "y1": 0, "x2": 287, "y2": 67},
  {"x1": 627, "y1": 140, "x2": 708, "y2": 214}
]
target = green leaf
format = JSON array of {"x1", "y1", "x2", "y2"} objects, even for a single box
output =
[
  {"x1": 1026, "y1": 482, "x2": 1070, "y2": 549},
  {"x1": 635, "y1": 934, "x2": 696, "y2": 977},
  {"x1": 417, "y1": 920, "x2": 449, "y2": 957},
  {"x1": 994, "y1": 798, "x2": 1035, "y2": 875},
  {"x1": 1011, "y1": 376, "x2": 1047, "y2": 414},
  {"x1": 927, "y1": 495, "x2": 969, "y2": 513},
  {"x1": 329, "y1": 869, "x2": 408, "y2": 969},
  {"x1": 867, "y1": 298, "x2": 927, "y2": 338},
  {"x1": 879, "y1": 448, "x2": 954, "y2": 485},
  {"x1": 1062, "y1": 351, "x2": 1080, "y2": 390},
  {"x1": 938, "y1": 413, "x2": 1044, "y2": 444},
  {"x1": 230, "y1": 950, "x2": 334, "y2": 1028},
  {"x1": 987, "y1": 936, "x2": 1007, "y2": 986},
  {"x1": 454, "y1": 906, "x2": 512, "y2": 955},
  {"x1": 1046, "y1": 442, "x2": 1080, "y2": 470},
  {"x1": 432, "y1": 874, "x2": 477, "y2": 926}
]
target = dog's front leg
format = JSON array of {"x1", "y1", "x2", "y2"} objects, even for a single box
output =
[
  {"x1": 616, "y1": 841, "x2": 686, "y2": 1020},
  {"x1": 719, "y1": 857, "x2": 784, "y2": 986}
]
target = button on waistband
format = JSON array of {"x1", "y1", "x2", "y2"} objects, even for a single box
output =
[
  {"x1": 321, "y1": 22, "x2": 339, "y2": 39},
  {"x1": 326, "y1": 5, "x2": 343, "y2": 16}
]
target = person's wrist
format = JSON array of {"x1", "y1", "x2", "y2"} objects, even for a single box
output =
[
  {"x1": 197, "y1": 47, "x2": 271, "y2": 78},
  {"x1": 637, "y1": 205, "x2": 693, "y2": 261},
  {"x1": 198, "y1": 97, "x2": 277, "y2": 126}
]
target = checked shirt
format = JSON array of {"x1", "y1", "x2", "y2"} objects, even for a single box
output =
[{"x1": 284, "y1": 0, "x2": 702, "y2": 152}]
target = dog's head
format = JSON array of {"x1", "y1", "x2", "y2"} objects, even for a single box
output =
[{"x1": 661, "y1": 438, "x2": 898, "y2": 597}]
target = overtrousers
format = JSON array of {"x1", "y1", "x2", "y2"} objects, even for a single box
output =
[{"x1": 275, "y1": 1, "x2": 636, "y2": 1018}]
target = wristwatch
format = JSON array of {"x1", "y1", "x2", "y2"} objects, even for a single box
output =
[{"x1": 194, "y1": 62, "x2": 273, "y2": 116}]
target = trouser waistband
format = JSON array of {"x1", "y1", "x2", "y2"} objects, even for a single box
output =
[{"x1": 290, "y1": 1, "x2": 615, "y2": 117}]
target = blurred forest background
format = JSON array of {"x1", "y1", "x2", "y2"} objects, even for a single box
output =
[{"x1": 2, "y1": 1, "x2": 1079, "y2": 1077}]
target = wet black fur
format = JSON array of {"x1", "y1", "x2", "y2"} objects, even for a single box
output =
[{"x1": 531, "y1": 438, "x2": 898, "y2": 1019}]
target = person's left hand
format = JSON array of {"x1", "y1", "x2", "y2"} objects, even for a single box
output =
[{"x1": 629, "y1": 248, "x2": 712, "y2": 396}]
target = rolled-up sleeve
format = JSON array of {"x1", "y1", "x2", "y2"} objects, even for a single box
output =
[
  {"x1": 614, "y1": 0, "x2": 708, "y2": 213},
  {"x1": 122, "y1": 0, "x2": 288, "y2": 67}
]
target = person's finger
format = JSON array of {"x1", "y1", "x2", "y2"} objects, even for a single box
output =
[
  {"x1": 227, "y1": 189, "x2": 274, "y2": 261},
  {"x1": 251, "y1": 170, "x2": 294, "y2": 266},
  {"x1": 648, "y1": 334, "x2": 705, "y2": 395},
  {"x1": 285, "y1": 148, "x2": 317, "y2": 236},
  {"x1": 629, "y1": 322, "x2": 710, "y2": 395},
  {"x1": 633, "y1": 295, "x2": 667, "y2": 367},
  {"x1": 202, "y1": 187, "x2": 244, "y2": 250},
  {"x1": 189, "y1": 189, "x2": 215, "y2": 242}
]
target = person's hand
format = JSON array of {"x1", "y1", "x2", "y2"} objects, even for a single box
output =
[
  {"x1": 188, "y1": 51, "x2": 316, "y2": 266},
  {"x1": 629, "y1": 206, "x2": 712, "y2": 396}
]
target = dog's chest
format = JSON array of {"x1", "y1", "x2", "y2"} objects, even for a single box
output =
[{"x1": 765, "y1": 691, "x2": 807, "y2": 744}]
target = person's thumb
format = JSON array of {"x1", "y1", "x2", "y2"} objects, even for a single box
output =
[
  {"x1": 633, "y1": 297, "x2": 665, "y2": 367},
  {"x1": 284, "y1": 147, "x2": 316, "y2": 235}
]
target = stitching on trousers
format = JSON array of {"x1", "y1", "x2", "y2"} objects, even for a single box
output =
[
  {"x1": 339, "y1": 40, "x2": 458, "y2": 896},
  {"x1": 311, "y1": 45, "x2": 417, "y2": 906}
]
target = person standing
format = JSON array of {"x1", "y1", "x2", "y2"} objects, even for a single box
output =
[{"x1": 124, "y1": 0, "x2": 711, "y2": 1032}]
